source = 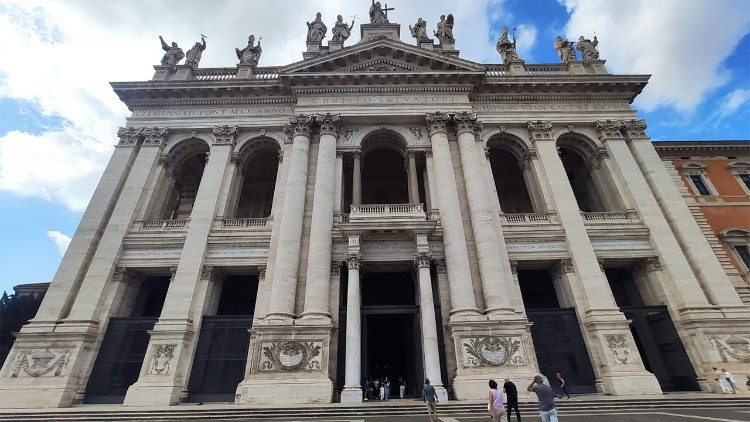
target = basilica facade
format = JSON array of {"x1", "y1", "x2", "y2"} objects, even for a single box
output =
[{"x1": 1, "y1": 12, "x2": 749, "y2": 409}]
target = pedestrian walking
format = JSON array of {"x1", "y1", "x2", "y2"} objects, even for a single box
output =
[
  {"x1": 503, "y1": 378, "x2": 521, "y2": 422},
  {"x1": 384, "y1": 377, "x2": 391, "y2": 401},
  {"x1": 488, "y1": 379, "x2": 508, "y2": 422},
  {"x1": 722, "y1": 368, "x2": 737, "y2": 394},
  {"x1": 555, "y1": 372, "x2": 570, "y2": 399},
  {"x1": 714, "y1": 367, "x2": 731, "y2": 393},
  {"x1": 423, "y1": 378, "x2": 439, "y2": 422},
  {"x1": 527, "y1": 375, "x2": 558, "y2": 422},
  {"x1": 746, "y1": 374, "x2": 750, "y2": 392},
  {"x1": 399, "y1": 377, "x2": 406, "y2": 399},
  {"x1": 379, "y1": 379, "x2": 385, "y2": 401}
]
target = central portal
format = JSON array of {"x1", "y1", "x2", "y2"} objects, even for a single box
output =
[{"x1": 362, "y1": 268, "x2": 423, "y2": 398}]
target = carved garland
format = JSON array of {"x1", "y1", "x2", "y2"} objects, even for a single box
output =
[
  {"x1": 260, "y1": 341, "x2": 322, "y2": 371},
  {"x1": 10, "y1": 348, "x2": 70, "y2": 377},
  {"x1": 463, "y1": 337, "x2": 523, "y2": 367}
]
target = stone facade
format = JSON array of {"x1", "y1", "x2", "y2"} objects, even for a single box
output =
[{"x1": 1, "y1": 13, "x2": 749, "y2": 409}]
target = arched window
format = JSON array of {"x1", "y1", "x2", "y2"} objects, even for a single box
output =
[
  {"x1": 228, "y1": 137, "x2": 280, "y2": 218},
  {"x1": 728, "y1": 162, "x2": 750, "y2": 195},
  {"x1": 151, "y1": 138, "x2": 210, "y2": 220},
  {"x1": 721, "y1": 229, "x2": 750, "y2": 273},
  {"x1": 487, "y1": 146, "x2": 534, "y2": 213},
  {"x1": 557, "y1": 135, "x2": 624, "y2": 212},
  {"x1": 682, "y1": 162, "x2": 716, "y2": 196},
  {"x1": 361, "y1": 131, "x2": 409, "y2": 204}
]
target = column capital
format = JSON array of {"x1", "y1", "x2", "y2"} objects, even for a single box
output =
[
  {"x1": 622, "y1": 119, "x2": 648, "y2": 139},
  {"x1": 451, "y1": 111, "x2": 481, "y2": 137},
  {"x1": 509, "y1": 260, "x2": 518, "y2": 275},
  {"x1": 414, "y1": 252, "x2": 432, "y2": 269},
  {"x1": 425, "y1": 111, "x2": 452, "y2": 137},
  {"x1": 637, "y1": 256, "x2": 662, "y2": 274},
  {"x1": 315, "y1": 113, "x2": 341, "y2": 137},
  {"x1": 331, "y1": 262, "x2": 342, "y2": 276},
  {"x1": 112, "y1": 267, "x2": 129, "y2": 283},
  {"x1": 518, "y1": 148, "x2": 538, "y2": 172},
  {"x1": 229, "y1": 151, "x2": 240, "y2": 165},
  {"x1": 258, "y1": 264, "x2": 267, "y2": 278},
  {"x1": 141, "y1": 127, "x2": 169, "y2": 148},
  {"x1": 435, "y1": 259, "x2": 447, "y2": 274},
  {"x1": 527, "y1": 120, "x2": 553, "y2": 142},
  {"x1": 212, "y1": 125, "x2": 239, "y2": 146},
  {"x1": 595, "y1": 119, "x2": 626, "y2": 141},
  {"x1": 553, "y1": 258, "x2": 575, "y2": 276},
  {"x1": 117, "y1": 127, "x2": 142, "y2": 146},
  {"x1": 284, "y1": 114, "x2": 314, "y2": 139},
  {"x1": 586, "y1": 147, "x2": 609, "y2": 171},
  {"x1": 346, "y1": 253, "x2": 362, "y2": 270},
  {"x1": 408, "y1": 149, "x2": 418, "y2": 159}
]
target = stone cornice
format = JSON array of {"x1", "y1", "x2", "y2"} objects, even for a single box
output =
[{"x1": 653, "y1": 141, "x2": 750, "y2": 158}]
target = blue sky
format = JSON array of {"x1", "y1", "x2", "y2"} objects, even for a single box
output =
[{"x1": 0, "y1": 0, "x2": 749, "y2": 295}]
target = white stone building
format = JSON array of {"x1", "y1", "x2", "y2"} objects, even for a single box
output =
[{"x1": 1, "y1": 15, "x2": 749, "y2": 409}]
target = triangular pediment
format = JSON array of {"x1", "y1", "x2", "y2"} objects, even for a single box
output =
[{"x1": 280, "y1": 37, "x2": 486, "y2": 76}]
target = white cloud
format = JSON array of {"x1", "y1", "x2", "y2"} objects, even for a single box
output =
[
  {"x1": 515, "y1": 24, "x2": 537, "y2": 60},
  {"x1": 560, "y1": 0, "x2": 750, "y2": 113},
  {"x1": 0, "y1": 0, "x2": 501, "y2": 211},
  {"x1": 46, "y1": 230, "x2": 71, "y2": 256},
  {"x1": 714, "y1": 88, "x2": 750, "y2": 120}
]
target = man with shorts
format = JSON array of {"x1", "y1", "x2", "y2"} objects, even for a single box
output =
[
  {"x1": 528, "y1": 375, "x2": 558, "y2": 422},
  {"x1": 423, "y1": 378, "x2": 439, "y2": 422}
]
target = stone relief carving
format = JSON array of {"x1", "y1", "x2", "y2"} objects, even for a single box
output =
[
  {"x1": 527, "y1": 120, "x2": 553, "y2": 140},
  {"x1": 605, "y1": 334, "x2": 633, "y2": 364},
  {"x1": 332, "y1": 15, "x2": 355, "y2": 43},
  {"x1": 259, "y1": 341, "x2": 323, "y2": 371},
  {"x1": 213, "y1": 125, "x2": 238, "y2": 145},
  {"x1": 576, "y1": 35, "x2": 599, "y2": 62},
  {"x1": 434, "y1": 14, "x2": 454, "y2": 45},
  {"x1": 710, "y1": 334, "x2": 750, "y2": 362},
  {"x1": 343, "y1": 128, "x2": 360, "y2": 143},
  {"x1": 184, "y1": 35, "x2": 206, "y2": 68},
  {"x1": 408, "y1": 127, "x2": 423, "y2": 140},
  {"x1": 10, "y1": 348, "x2": 70, "y2": 378},
  {"x1": 158, "y1": 36, "x2": 184, "y2": 70},
  {"x1": 462, "y1": 337, "x2": 525, "y2": 367},
  {"x1": 553, "y1": 36, "x2": 576, "y2": 63},
  {"x1": 148, "y1": 344, "x2": 176, "y2": 375},
  {"x1": 496, "y1": 26, "x2": 521, "y2": 63},
  {"x1": 236, "y1": 35, "x2": 262, "y2": 67},
  {"x1": 306, "y1": 12, "x2": 327, "y2": 43}
]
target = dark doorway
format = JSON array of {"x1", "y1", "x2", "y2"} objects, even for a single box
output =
[
  {"x1": 363, "y1": 311, "x2": 422, "y2": 398},
  {"x1": 605, "y1": 268, "x2": 700, "y2": 392},
  {"x1": 362, "y1": 148, "x2": 408, "y2": 204},
  {"x1": 187, "y1": 274, "x2": 257, "y2": 402},
  {"x1": 519, "y1": 269, "x2": 597, "y2": 394},
  {"x1": 85, "y1": 275, "x2": 170, "y2": 403}
]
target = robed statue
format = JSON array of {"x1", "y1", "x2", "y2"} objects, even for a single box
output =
[
  {"x1": 159, "y1": 36, "x2": 184, "y2": 70},
  {"x1": 184, "y1": 35, "x2": 206, "y2": 68},
  {"x1": 370, "y1": 1, "x2": 389, "y2": 24},
  {"x1": 409, "y1": 18, "x2": 430, "y2": 43},
  {"x1": 554, "y1": 36, "x2": 576, "y2": 63},
  {"x1": 576, "y1": 35, "x2": 599, "y2": 62},
  {"x1": 236, "y1": 35, "x2": 262, "y2": 66},
  {"x1": 496, "y1": 26, "x2": 520, "y2": 63},
  {"x1": 434, "y1": 14, "x2": 454, "y2": 44},
  {"x1": 306, "y1": 12, "x2": 327, "y2": 42},
  {"x1": 332, "y1": 15, "x2": 355, "y2": 43}
]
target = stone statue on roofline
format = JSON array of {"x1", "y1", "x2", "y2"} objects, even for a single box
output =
[
  {"x1": 410, "y1": 18, "x2": 430, "y2": 43},
  {"x1": 306, "y1": 12, "x2": 327, "y2": 42},
  {"x1": 434, "y1": 14, "x2": 454, "y2": 44},
  {"x1": 158, "y1": 36, "x2": 184, "y2": 70},
  {"x1": 184, "y1": 35, "x2": 206, "y2": 68},
  {"x1": 554, "y1": 35, "x2": 577, "y2": 63},
  {"x1": 236, "y1": 35, "x2": 262, "y2": 66},
  {"x1": 576, "y1": 35, "x2": 599, "y2": 62},
  {"x1": 369, "y1": 0, "x2": 389, "y2": 24},
  {"x1": 332, "y1": 15, "x2": 355, "y2": 43},
  {"x1": 496, "y1": 26, "x2": 521, "y2": 63}
]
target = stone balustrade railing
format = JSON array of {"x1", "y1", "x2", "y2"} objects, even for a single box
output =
[
  {"x1": 523, "y1": 64, "x2": 569, "y2": 75},
  {"x1": 221, "y1": 217, "x2": 271, "y2": 228},
  {"x1": 139, "y1": 220, "x2": 188, "y2": 230},
  {"x1": 499, "y1": 212, "x2": 555, "y2": 223},
  {"x1": 581, "y1": 211, "x2": 633, "y2": 221},
  {"x1": 194, "y1": 67, "x2": 280, "y2": 81},
  {"x1": 348, "y1": 203, "x2": 426, "y2": 221}
]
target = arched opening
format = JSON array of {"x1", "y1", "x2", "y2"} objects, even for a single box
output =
[
  {"x1": 557, "y1": 145, "x2": 606, "y2": 212},
  {"x1": 233, "y1": 148, "x2": 279, "y2": 218},
  {"x1": 361, "y1": 132, "x2": 409, "y2": 204},
  {"x1": 153, "y1": 138, "x2": 210, "y2": 220},
  {"x1": 488, "y1": 147, "x2": 534, "y2": 213}
]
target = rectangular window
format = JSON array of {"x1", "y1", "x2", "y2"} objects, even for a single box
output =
[
  {"x1": 734, "y1": 245, "x2": 750, "y2": 270},
  {"x1": 689, "y1": 174, "x2": 711, "y2": 196},
  {"x1": 739, "y1": 174, "x2": 750, "y2": 191}
]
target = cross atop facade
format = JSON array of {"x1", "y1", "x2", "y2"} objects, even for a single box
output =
[{"x1": 382, "y1": 3, "x2": 394, "y2": 18}]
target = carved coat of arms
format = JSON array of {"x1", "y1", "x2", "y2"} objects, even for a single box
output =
[{"x1": 463, "y1": 337, "x2": 524, "y2": 367}]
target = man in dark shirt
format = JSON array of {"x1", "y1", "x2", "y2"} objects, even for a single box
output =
[
  {"x1": 527, "y1": 375, "x2": 558, "y2": 422},
  {"x1": 503, "y1": 378, "x2": 521, "y2": 422}
]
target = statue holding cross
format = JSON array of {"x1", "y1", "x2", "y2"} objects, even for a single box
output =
[{"x1": 369, "y1": 0, "x2": 393, "y2": 24}]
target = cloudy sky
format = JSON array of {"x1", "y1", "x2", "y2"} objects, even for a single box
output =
[{"x1": 0, "y1": 0, "x2": 749, "y2": 294}]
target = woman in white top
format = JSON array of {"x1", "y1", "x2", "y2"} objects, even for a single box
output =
[{"x1": 487, "y1": 379, "x2": 508, "y2": 422}]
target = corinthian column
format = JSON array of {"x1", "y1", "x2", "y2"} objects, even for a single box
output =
[
  {"x1": 266, "y1": 114, "x2": 314, "y2": 322},
  {"x1": 415, "y1": 252, "x2": 448, "y2": 401},
  {"x1": 300, "y1": 113, "x2": 341, "y2": 324},
  {"x1": 341, "y1": 253, "x2": 363, "y2": 403},
  {"x1": 452, "y1": 112, "x2": 515, "y2": 316},
  {"x1": 425, "y1": 112, "x2": 481, "y2": 320}
]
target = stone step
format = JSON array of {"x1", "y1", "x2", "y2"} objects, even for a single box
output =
[{"x1": 2, "y1": 397, "x2": 750, "y2": 421}]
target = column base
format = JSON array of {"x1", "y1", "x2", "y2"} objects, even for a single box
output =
[
  {"x1": 123, "y1": 382, "x2": 184, "y2": 407},
  {"x1": 600, "y1": 372, "x2": 662, "y2": 395},
  {"x1": 236, "y1": 377, "x2": 333, "y2": 404},
  {"x1": 432, "y1": 385, "x2": 449, "y2": 402},
  {"x1": 340, "y1": 386, "x2": 363, "y2": 403}
]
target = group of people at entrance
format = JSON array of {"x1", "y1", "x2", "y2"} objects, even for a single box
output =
[{"x1": 364, "y1": 376, "x2": 407, "y2": 400}]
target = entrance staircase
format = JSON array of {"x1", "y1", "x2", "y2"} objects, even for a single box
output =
[{"x1": 1, "y1": 395, "x2": 749, "y2": 421}]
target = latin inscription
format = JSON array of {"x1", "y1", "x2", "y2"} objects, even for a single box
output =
[
  {"x1": 308, "y1": 95, "x2": 463, "y2": 106},
  {"x1": 131, "y1": 106, "x2": 294, "y2": 119},
  {"x1": 472, "y1": 103, "x2": 631, "y2": 112}
]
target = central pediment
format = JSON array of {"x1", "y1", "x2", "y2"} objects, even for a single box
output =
[{"x1": 279, "y1": 38, "x2": 486, "y2": 76}]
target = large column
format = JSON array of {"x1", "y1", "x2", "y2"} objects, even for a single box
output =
[
  {"x1": 414, "y1": 252, "x2": 449, "y2": 401},
  {"x1": 530, "y1": 120, "x2": 661, "y2": 395},
  {"x1": 452, "y1": 112, "x2": 515, "y2": 317},
  {"x1": 352, "y1": 152, "x2": 362, "y2": 206},
  {"x1": 425, "y1": 150, "x2": 439, "y2": 219},
  {"x1": 340, "y1": 252, "x2": 363, "y2": 403},
  {"x1": 425, "y1": 112, "x2": 482, "y2": 320},
  {"x1": 301, "y1": 113, "x2": 341, "y2": 324},
  {"x1": 407, "y1": 150, "x2": 420, "y2": 203},
  {"x1": 124, "y1": 125, "x2": 237, "y2": 406},
  {"x1": 623, "y1": 119, "x2": 744, "y2": 308},
  {"x1": 335, "y1": 152, "x2": 343, "y2": 214},
  {"x1": 265, "y1": 114, "x2": 314, "y2": 322}
]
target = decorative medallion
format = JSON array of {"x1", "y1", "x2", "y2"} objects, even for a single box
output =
[
  {"x1": 10, "y1": 348, "x2": 70, "y2": 378},
  {"x1": 710, "y1": 334, "x2": 750, "y2": 362},
  {"x1": 462, "y1": 336, "x2": 525, "y2": 367},
  {"x1": 147, "y1": 344, "x2": 176, "y2": 375},
  {"x1": 259, "y1": 341, "x2": 323, "y2": 371},
  {"x1": 605, "y1": 334, "x2": 633, "y2": 364}
]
